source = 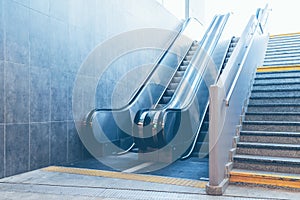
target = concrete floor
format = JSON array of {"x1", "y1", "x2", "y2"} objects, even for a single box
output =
[{"x1": 0, "y1": 168, "x2": 299, "y2": 200}]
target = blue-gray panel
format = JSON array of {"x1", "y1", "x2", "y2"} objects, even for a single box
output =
[
  {"x1": 4, "y1": 0, "x2": 29, "y2": 64},
  {"x1": 30, "y1": 123, "x2": 50, "y2": 170},
  {"x1": 0, "y1": 61, "x2": 3, "y2": 123},
  {"x1": 30, "y1": 66, "x2": 50, "y2": 122},
  {"x1": 49, "y1": 0, "x2": 68, "y2": 22},
  {"x1": 50, "y1": 122, "x2": 67, "y2": 164},
  {"x1": 68, "y1": 25, "x2": 94, "y2": 73},
  {"x1": 29, "y1": 10, "x2": 50, "y2": 68},
  {"x1": 12, "y1": 0, "x2": 29, "y2": 7},
  {"x1": 4, "y1": 62, "x2": 29, "y2": 123},
  {"x1": 5, "y1": 124, "x2": 29, "y2": 176},
  {"x1": 0, "y1": 125, "x2": 3, "y2": 178},
  {"x1": 0, "y1": 0, "x2": 3, "y2": 61},
  {"x1": 67, "y1": 121, "x2": 83, "y2": 162},
  {"x1": 67, "y1": 72, "x2": 76, "y2": 121},
  {"x1": 51, "y1": 69, "x2": 68, "y2": 121},
  {"x1": 30, "y1": 0, "x2": 49, "y2": 15},
  {"x1": 49, "y1": 18, "x2": 69, "y2": 70}
]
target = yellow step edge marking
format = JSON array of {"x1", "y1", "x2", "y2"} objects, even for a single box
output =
[
  {"x1": 43, "y1": 166, "x2": 207, "y2": 188},
  {"x1": 230, "y1": 171, "x2": 300, "y2": 189},
  {"x1": 257, "y1": 65, "x2": 300, "y2": 72},
  {"x1": 270, "y1": 32, "x2": 300, "y2": 38}
]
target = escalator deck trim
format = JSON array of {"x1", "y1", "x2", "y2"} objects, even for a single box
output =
[{"x1": 43, "y1": 166, "x2": 207, "y2": 188}]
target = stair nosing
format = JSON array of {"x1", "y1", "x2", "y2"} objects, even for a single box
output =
[
  {"x1": 234, "y1": 154, "x2": 300, "y2": 164},
  {"x1": 240, "y1": 130, "x2": 300, "y2": 137}
]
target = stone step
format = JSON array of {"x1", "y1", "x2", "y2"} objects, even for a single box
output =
[
  {"x1": 269, "y1": 34, "x2": 300, "y2": 41},
  {"x1": 264, "y1": 49, "x2": 300, "y2": 57},
  {"x1": 255, "y1": 70, "x2": 300, "y2": 79},
  {"x1": 266, "y1": 45, "x2": 300, "y2": 52},
  {"x1": 266, "y1": 46, "x2": 300, "y2": 53},
  {"x1": 268, "y1": 39, "x2": 300, "y2": 46},
  {"x1": 230, "y1": 169, "x2": 300, "y2": 189},
  {"x1": 254, "y1": 77, "x2": 300, "y2": 85},
  {"x1": 247, "y1": 103, "x2": 300, "y2": 112},
  {"x1": 263, "y1": 61, "x2": 300, "y2": 66},
  {"x1": 251, "y1": 91, "x2": 300, "y2": 98},
  {"x1": 252, "y1": 83, "x2": 300, "y2": 91},
  {"x1": 264, "y1": 57, "x2": 300, "y2": 64},
  {"x1": 264, "y1": 52, "x2": 300, "y2": 60},
  {"x1": 244, "y1": 112, "x2": 300, "y2": 121},
  {"x1": 249, "y1": 96, "x2": 300, "y2": 104},
  {"x1": 242, "y1": 121, "x2": 300, "y2": 132},
  {"x1": 236, "y1": 142, "x2": 300, "y2": 158},
  {"x1": 239, "y1": 130, "x2": 300, "y2": 144},
  {"x1": 233, "y1": 154, "x2": 300, "y2": 174}
]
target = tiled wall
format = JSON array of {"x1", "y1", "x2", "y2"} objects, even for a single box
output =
[{"x1": 0, "y1": 0, "x2": 179, "y2": 177}]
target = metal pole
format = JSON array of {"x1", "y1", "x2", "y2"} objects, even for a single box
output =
[{"x1": 185, "y1": 0, "x2": 189, "y2": 19}]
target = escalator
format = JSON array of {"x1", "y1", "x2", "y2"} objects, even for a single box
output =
[
  {"x1": 157, "y1": 41, "x2": 199, "y2": 108},
  {"x1": 74, "y1": 8, "x2": 265, "y2": 179},
  {"x1": 189, "y1": 36, "x2": 239, "y2": 159},
  {"x1": 132, "y1": 14, "x2": 246, "y2": 166}
]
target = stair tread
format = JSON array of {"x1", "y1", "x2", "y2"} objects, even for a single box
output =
[
  {"x1": 240, "y1": 130, "x2": 300, "y2": 137},
  {"x1": 246, "y1": 112, "x2": 300, "y2": 115},
  {"x1": 248, "y1": 103, "x2": 300, "y2": 106},
  {"x1": 250, "y1": 95, "x2": 300, "y2": 99},
  {"x1": 237, "y1": 142, "x2": 300, "y2": 149},
  {"x1": 234, "y1": 154, "x2": 300, "y2": 163},
  {"x1": 230, "y1": 168, "x2": 300, "y2": 179},
  {"x1": 243, "y1": 120, "x2": 300, "y2": 125}
]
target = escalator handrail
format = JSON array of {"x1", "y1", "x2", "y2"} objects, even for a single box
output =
[
  {"x1": 224, "y1": 5, "x2": 270, "y2": 106},
  {"x1": 85, "y1": 18, "x2": 196, "y2": 123},
  {"x1": 153, "y1": 16, "x2": 219, "y2": 108},
  {"x1": 168, "y1": 14, "x2": 230, "y2": 110}
]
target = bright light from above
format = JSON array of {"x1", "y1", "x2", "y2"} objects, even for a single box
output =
[
  {"x1": 205, "y1": 0, "x2": 300, "y2": 35},
  {"x1": 158, "y1": 0, "x2": 300, "y2": 35}
]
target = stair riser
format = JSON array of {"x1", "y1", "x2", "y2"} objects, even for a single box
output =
[
  {"x1": 233, "y1": 161, "x2": 300, "y2": 174},
  {"x1": 249, "y1": 98, "x2": 300, "y2": 104},
  {"x1": 236, "y1": 147, "x2": 300, "y2": 158},
  {"x1": 266, "y1": 47, "x2": 300, "y2": 53},
  {"x1": 255, "y1": 72, "x2": 300, "y2": 79},
  {"x1": 242, "y1": 124, "x2": 300, "y2": 132},
  {"x1": 263, "y1": 61, "x2": 300, "y2": 66},
  {"x1": 253, "y1": 84, "x2": 300, "y2": 91},
  {"x1": 251, "y1": 92, "x2": 300, "y2": 99},
  {"x1": 247, "y1": 105, "x2": 300, "y2": 112},
  {"x1": 264, "y1": 57, "x2": 300, "y2": 63},
  {"x1": 239, "y1": 135, "x2": 300, "y2": 144},
  {"x1": 254, "y1": 78, "x2": 300, "y2": 85},
  {"x1": 244, "y1": 114, "x2": 300, "y2": 121}
]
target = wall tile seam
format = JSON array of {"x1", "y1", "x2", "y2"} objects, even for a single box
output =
[{"x1": 10, "y1": 1, "x2": 69, "y2": 29}]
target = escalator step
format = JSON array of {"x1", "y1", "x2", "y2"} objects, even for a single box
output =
[
  {"x1": 184, "y1": 55, "x2": 193, "y2": 61},
  {"x1": 182, "y1": 60, "x2": 189, "y2": 65},
  {"x1": 175, "y1": 71, "x2": 185, "y2": 77},
  {"x1": 168, "y1": 82, "x2": 179, "y2": 90},
  {"x1": 179, "y1": 65, "x2": 188, "y2": 71},
  {"x1": 171, "y1": 77, "x2": 182, "y2": 83},
  {"x1": 187, "y1": 50, "x2": 196, "y2": 56},
  {"x1": 159, "y1": 96, "x2": 171, "y2": 104},
  {"x1": 165, "y1": 89, "x2": 175, "y2": 96}
]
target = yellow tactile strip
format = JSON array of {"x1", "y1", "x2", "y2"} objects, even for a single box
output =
[
  {"x1": 257, "y1": 65, "x2": 300, "y2": 72},
  {"x1": 230, "y1": 171, "x2": 300, "y2": 189},
  {"x1": 43, "y1": 166, "x2": 207, "y2": 188},
  {"x1": 270, "y1": 32, "x2": 300, "y2": 38}
]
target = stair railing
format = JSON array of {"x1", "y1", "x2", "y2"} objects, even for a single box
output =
[{"x1": 206, "y1": 5, "x2": 270, "y2": 195}]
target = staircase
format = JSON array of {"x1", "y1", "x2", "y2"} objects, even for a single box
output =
[{"x1": 230, "y1": 33, "x2": 300, "y2": 189}]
